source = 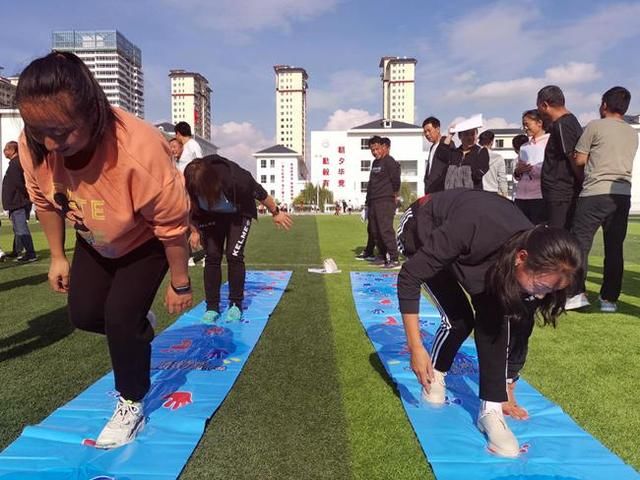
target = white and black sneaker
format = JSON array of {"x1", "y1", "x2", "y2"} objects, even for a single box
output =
[{"x1": 95, "y1": 396, "x2": 145, "y2": 449}]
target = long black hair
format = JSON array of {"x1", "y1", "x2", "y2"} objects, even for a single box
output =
[
  {"x1": 486, "y1": 225, "x2": 582, "y2": 327},
  {"x1": 15, "y1": 51, "x2": 116, "y2": 165},
  {"x1": 183, "y1": 157, "x2": 223, "y2": 212}
]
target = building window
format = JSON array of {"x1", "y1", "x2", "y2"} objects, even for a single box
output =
[
  {"x1": 360, "y1": 160, "x2": 371, "y2": 171},
  {"x1": 360, "y1": 181, "x2": 368, "y2": 193},
  {"x1": 399, "y1": 160, "x2": 418, "y2": 177},
  {"x1": 261, "y1": 175, "x2": 267, "y2": 183},
  {"x1": 270, "y1": 189, "x2": 276, "y2": 196},
  {"x1": 260, "y1": 160, "x2": 266, "y2": 168},
  {"x1": 270, "y1": 159, "x2": 276, "y2": 167},
  {"x1": 495, "y1": 139, "x2": 504, "y2": 148},
  {"x1": 360, "y1": 138, "x2": 371, "y2": 150},
  {"x1": 270, "y1": 175, "x2": 276, "y2": 183}
]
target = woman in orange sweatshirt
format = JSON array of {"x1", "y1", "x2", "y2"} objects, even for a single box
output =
[{"x1": 16, "y1": 52, "x2": 192, "y2": 449}]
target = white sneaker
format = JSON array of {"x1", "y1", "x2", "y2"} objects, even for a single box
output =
[
  {"x1": 565, "y1": 293, "x2": 590, "y2": 310},
  {"x1": 422, "y1": 369, "x2": 446, "y2": 404},
  {"x1": 599, "y1": 297, "x2": 617, "y2": 313},
  {"x1": 95, "y1": 397, "x2": 145, "y2": 449},
  {"x1": 477, "y1": 410, "x2": 520, "y2": 458}
]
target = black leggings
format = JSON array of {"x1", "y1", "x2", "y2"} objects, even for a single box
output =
[
  {"x1": 68, "y1": 236, "x2": 168, "y2": 401},
  {"x1": 201, "y1": 215, "x2": 251, "y2": 312},
  {"x1": 425, "y1": 270, "x2": 535, "y2": 402}
]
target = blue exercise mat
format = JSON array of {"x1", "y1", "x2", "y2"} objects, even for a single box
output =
[
  {"x1": 0, "y1": 270, "x2": 292, "y2": 480},
  {"x1": 351, "y1": 271, "x2": 639, "y2": 480}
]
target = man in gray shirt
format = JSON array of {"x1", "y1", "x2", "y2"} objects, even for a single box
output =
[{"x1": 568, "y1": 86, "x2": 638, "y2": 312}]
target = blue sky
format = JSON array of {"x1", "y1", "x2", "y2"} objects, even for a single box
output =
[{"x1": 1, "y1": 0, "x2": 639, "y2": 162}]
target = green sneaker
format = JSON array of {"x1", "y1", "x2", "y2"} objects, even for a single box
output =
[
  {"x1": 225, "y1": 305, "x2": 242, "y2": 323},
  {"x1": 202, "y1": 310, "x2": 220, "y2": 324}
]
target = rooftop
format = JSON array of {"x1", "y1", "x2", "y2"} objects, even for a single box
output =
[
  {"x1": 351, "y1": 118, "x2": 421, "y2": 130},
  {"x1": 254, "y1": 144, "x2": 299, "y2": 155}
]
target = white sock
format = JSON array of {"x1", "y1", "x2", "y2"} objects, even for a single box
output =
[{"x1": 480, "y1": 400, "x2": 502, "y2": 415}]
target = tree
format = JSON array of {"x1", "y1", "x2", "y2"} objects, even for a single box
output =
[
  {"x1": 293, "y1": 183, "x2": 334, "y2": 211},
  {"x1": 397, "y1": 182, "x2": 418, "y2": 210}
]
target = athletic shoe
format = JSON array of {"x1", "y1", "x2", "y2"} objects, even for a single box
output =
[
  {"x1": 0, "y1": 251, "x2": 5, "y2": 262},
  {"x1": 146, "y1": 311, "x2": 157, "y2": 330},
  {"x1": 188, "y1": 257, "x2": 196, "y2": 267},
  {"x1": 599, "y1": 297, "x2": 617, "y2": 313},
  {"x1": 421, "y1": 369, "x2": 446, "y2": 404},
  {"x1": 381, "y1": 260, "x2": 401, "y2": 270},
  {"x1": 15, "y1": 255, "x2": 37, "y2": 264},
  {"x1": 202, "y1": 310, "x2": 220, "y2": 324},
  {"x1": 95, "y1": 397, "x2": 145, "y2": 449},
  {"x1": 225, "y1": 305, "x2": 242, "y2": 323},
  {"x1": 370, "y1": 256, "x2": 387, "y2": 266},
  {"x1": 355, "y1": 252, "x2": 375, "y2": 261},
  {"x1": 477, "y1": 410, "x2": 519, "y2": 458},
  {"x1": 565, "y1": 292, "x2": 590, "y2": 310}
]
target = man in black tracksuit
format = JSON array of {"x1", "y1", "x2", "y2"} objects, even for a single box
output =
[
  {"x1": 2, "y1": 141, "x2": 36, "y2": 262},
  {"x1": 366, "y1": 136, "x2": 401, "y2": 268}
]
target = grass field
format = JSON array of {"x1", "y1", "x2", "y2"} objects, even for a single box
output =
[{"x1": 1, "y1": 215, "x2": 639, "y2": 479}]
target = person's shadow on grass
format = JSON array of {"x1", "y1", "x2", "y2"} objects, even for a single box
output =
[
  {"x1": 0, "y1": 306, "x2": 74, "y2": 361},
  {"x1": 0, "y1": 272, "x2": 48, "y2": 293}
]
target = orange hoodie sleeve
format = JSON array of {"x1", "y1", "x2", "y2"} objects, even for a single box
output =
[
  {"x1": 18, "y1": 134, "x2": 57, "y2": 213},
  {"x1": 124, "y1": 127, "x2": 190, "y2": 246}
]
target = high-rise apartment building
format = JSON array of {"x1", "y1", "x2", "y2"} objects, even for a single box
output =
[
  {"x1": 0, "y1": 76, "x2": 16, "y2": 108},
  {"x1": 169, "y1": 70, "x2": 212, "y2": 140},
  {"x1": 380, "y1": 56, "x2": 417, "y2": 124},
  {"x1": 52, "y1": 30, "x2": 144, "y2": 118},
  {"x1": 274, "y1": 65, "x2": 308, "y2": 161}
]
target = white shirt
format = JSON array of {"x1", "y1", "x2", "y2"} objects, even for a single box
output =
[
  {"x1": 177, "y1": 138, "x2": 203, "y2": 172},
  {"x1": 426, "y1": 141, "x2": 439, "y2": 176},
  {"x1": 482, "y1": 150, "x2": 508, "y2": 196}
]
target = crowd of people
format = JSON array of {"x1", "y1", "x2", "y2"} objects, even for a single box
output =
[{"x1": 1, "y1": 49, "x2": 636, "y2": 460}]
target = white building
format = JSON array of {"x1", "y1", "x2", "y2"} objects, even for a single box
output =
[
  {"x1": 274, "y1": 65, "x2": 308, "y2": 161},
  {"x1": 380, "y1": 56, "x2": 417, "y2": 125},
  {"x1": 310, "y1": 119, "x2": 425, "y2": 207},
  {"x1": 169, "y1": 70, "x2": 212, "y2": 140},
  {"x1": 253, "y1": 145, "x2": 308, "y2": 206},
  {"x1": 0, "y1": 109, "x2": 23, "y2": 203},
  {"x1": 0, "y1": 77, "x2": 16, "y2": 108},
  {"x1": 52, "y1": 30, "x2": 144, "y2": 118}
]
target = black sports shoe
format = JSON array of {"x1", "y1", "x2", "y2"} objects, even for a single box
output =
[{"x1": 16, "y1": 255, "x2": 38, "y2": 264}]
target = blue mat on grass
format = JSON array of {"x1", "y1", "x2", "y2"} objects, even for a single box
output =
[
  {"x1": 0, "y1": 270, "x2": 291, "y2": 480},
  {"x1": 351, "y1": 271, "x2": 639, "y2": 480}
]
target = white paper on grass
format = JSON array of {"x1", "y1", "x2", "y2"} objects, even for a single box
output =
[{"x1": 451, "y1": 114, "x2": 483, "y2": 133}]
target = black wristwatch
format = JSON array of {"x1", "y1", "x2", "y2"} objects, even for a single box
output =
[{"x1": 171, "y1": 278, "x2": 192, "y2": 295}]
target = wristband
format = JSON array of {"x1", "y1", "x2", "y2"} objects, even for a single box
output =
[{"x1": 171, "y1": 278, "x2": 192, "y2": 295}]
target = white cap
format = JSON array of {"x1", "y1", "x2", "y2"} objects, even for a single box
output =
[{"x1": 451, "y1": 114, "x2": 483, "y2": 133}]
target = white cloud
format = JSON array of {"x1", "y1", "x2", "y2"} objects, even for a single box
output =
[
  {"x1": 544, "y1": 62, "x2": 602, "y2": 85},
  {"x1": 323, "y1": 109, "x2": 378, "y2": 130},
  {"x1": 453, "y1": 70, "x2": 476, "y2": 84},
  {"x1": 308, "y1": 70, "x2": 379, "y2": 111},
  {"x1": 444, "y1": 62, "x2": 602, "y2": 103},
  {"x1": 577, "y1": 111, "x2": 599, "y2": 126},
  {"x1": 212, "y1": 121, "x2": 273, "y2": 174},
  {"x1": 159, "y1": 0, "x2": 340, "y2": 37},
  {"x1": 483, "y1": 117, "x2": 520, "y2": 130}
]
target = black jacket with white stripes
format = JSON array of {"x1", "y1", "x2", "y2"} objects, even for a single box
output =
[{"x1": 397, "y1": 189, "x2": 533, "y2": 313}]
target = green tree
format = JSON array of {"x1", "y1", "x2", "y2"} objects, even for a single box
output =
[
  {"x1": 397, "y1": 182, "x2": 418, "y2": 210},
  {"x1": 293, "y1": 183, "x2": 334, "y2": 210}
]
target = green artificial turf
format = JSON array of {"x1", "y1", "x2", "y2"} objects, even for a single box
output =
[{"x1": 0, "y1": 215, "x2": 638, "y2": 479}]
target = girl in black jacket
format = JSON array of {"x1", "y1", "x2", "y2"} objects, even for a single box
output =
[
  {"x1": 184, "y1": 155, "x2": 292, "y2": 323},
  {"x1": 396, "y1": 189, "x2": 581, "y2": 458}
]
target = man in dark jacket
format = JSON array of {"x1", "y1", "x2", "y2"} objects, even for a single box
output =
[
  {"x1": 422, "y1": 116, "x2": 454, "y2": 194},
  {"x1": 366, "y1": 136, "x2": 401, "y2": 269},
  {"x1": 2, "y1": 141, "x2": 36, "y2": 262}
]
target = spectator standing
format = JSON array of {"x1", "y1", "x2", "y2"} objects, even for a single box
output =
[
  {"x1": 479, "y1": 131, "x2": 508, "y2": 197},
  {"x1": 174, "y1": 121, "x2": 203, "y2": 173},
  {"x1": 366, "y1": 136, "x2": 401, "y2": 269},
  {"x1": 2, "y1": 141, "x2": 37, "y2": 262},
  {"x1": 513, "y1": 110, "x2": 549, "y2": 224},
  {"x1": 536, "y1": 85, "x2": 583, "y2": 229},
  {"x1": 169, "y1": 138, "x2": 183, "y2": 165},
  {"x1": 443, "y1": 126, "x2": 489, "y2": 190},
  {"x1": 567, "y1": 87, "x2": 638, "y2": 312},
  {"x1": 422, "y1": 116, "x2": 454, "y2": 194}
]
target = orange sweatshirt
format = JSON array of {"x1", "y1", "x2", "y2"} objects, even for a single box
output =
[{"x1": 19, "y1": 108, "x2": 190, "y2": 258}]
